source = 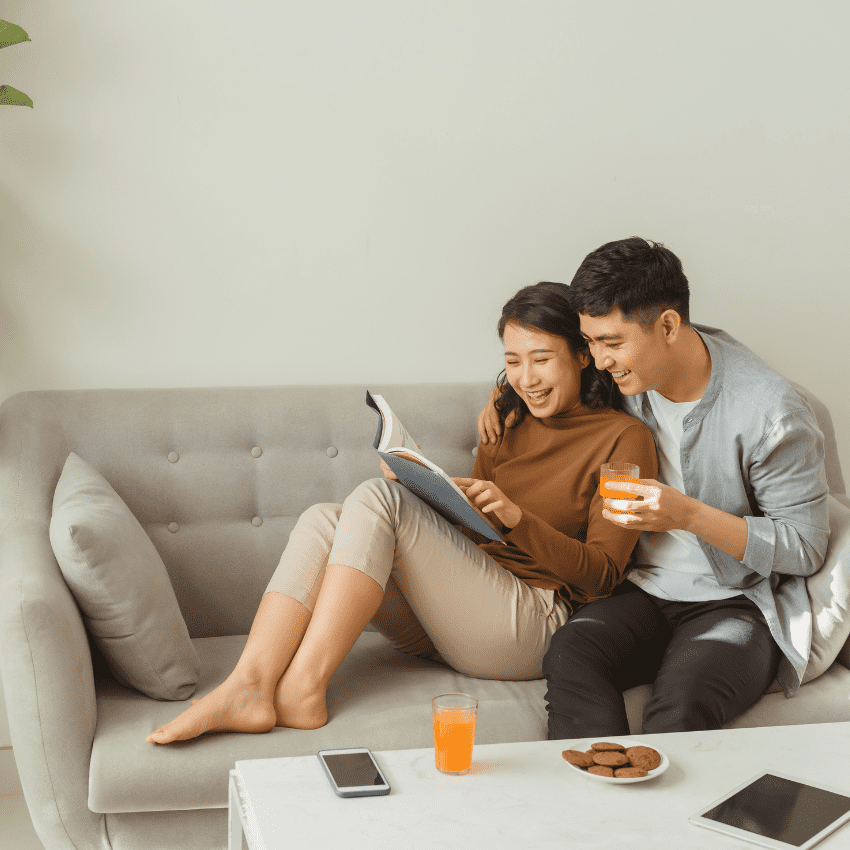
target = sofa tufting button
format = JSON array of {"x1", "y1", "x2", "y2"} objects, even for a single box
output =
[
  {"x1": 252, "y1": 516, "x2": 263, "y2": 527},
  {"x1": 326, "y1": 447, "x2": 338, "y2": 458},
  {"x1": 251, "y1": 447, "x2": 262, "y2": 458},
  {"x1": 168, "y1": 522, "x2": 179, "y2": 533},
  {"x1": 168, "y1": 452, "x2": 179, "y2": 463},
  {"x1": 471, "y1": 447, "x2": 478, "y2": 457}
]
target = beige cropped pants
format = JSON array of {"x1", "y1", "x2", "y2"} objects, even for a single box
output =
[{"x1": 266, "y1": 477, "x2": 570, "y2": 680}]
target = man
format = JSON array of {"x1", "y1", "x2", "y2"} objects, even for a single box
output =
[{"x1": 477, "y1": 237, "x2": 830, "y2": 737}]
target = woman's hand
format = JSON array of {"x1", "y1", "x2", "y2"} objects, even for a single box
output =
[
  {"x1": 453, "y1": 477, "x2": 522, "y2": 529},
  {"x1": 477, "y1": 388, "x2": 517, "y2": 444}
]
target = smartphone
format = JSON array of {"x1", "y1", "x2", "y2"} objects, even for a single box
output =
[{"x1": 317, "y1": 747, "x2": 391, "y2": 798}]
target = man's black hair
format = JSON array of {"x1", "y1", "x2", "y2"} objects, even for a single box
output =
[{"x1": 568, "y1": 237, "x2": 690, "y2": 330}]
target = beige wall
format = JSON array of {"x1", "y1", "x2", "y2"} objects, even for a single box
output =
[{"x1": 1, "y1": 1, "x2": 848, "y2": 744}]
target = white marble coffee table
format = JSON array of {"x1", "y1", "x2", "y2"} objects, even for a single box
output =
[{"x1": 228, "y1": 721, "x2": 850, "y2": 850}]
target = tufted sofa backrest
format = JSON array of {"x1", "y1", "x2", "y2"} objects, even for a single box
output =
[
  {"x1": 0, "y1": 380, "x2": 843, "y2": 639},
  {"x1": 0, "y1": 383, "x2": 493, "y2": 638}
]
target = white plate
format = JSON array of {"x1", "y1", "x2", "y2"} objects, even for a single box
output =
[{"x1": 562, "y1": 738, "x2": 670, "y2": 784}]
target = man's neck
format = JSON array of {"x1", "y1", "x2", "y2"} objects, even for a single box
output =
[{"x1": 654, "y1": 326, "x2": 712, "y2": 403}]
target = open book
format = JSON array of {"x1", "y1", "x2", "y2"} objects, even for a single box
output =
[{"x1": 366, "y1": 391, "x2": 505, "y2": 543}]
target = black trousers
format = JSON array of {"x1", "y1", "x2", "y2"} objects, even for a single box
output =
[{"x1": 542, "y1": 580, "x2": 782, "y2": 739}]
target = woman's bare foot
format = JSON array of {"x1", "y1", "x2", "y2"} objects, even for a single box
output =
[
  {"x1": 273, "y1": 669, "x2": 328, "y2": 730},
  {"x1": 147, "y1": 677, "x2": 277, "y2": 744}
]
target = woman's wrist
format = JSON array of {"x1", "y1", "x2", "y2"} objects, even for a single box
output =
[{"x1": 499, "y1": 504, "x2": 522, "y2": 529}]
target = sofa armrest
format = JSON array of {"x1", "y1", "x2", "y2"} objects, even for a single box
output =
[
  {"x1": 0, "y1": 520, "x2": 107, "y2": 849},
  {"x1": 831, "y1": 493, "x2": 850, "y2": 671},
  {"x1": 833, "y1": 493, "x2": 850, "y2": 511}
]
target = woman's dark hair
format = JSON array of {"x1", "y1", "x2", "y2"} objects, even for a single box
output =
[
  {"x1": 494, "y1": 281, "x2": 620, "y2": 429},
  {"x1": 569, "y1": 237, "x2": 690, "y2": 330}
]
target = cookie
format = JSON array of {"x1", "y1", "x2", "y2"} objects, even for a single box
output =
[
  {"x1": 614, "y1": 766, "x2": 648, "y2": 778},
  {"x1": 624, "y1": 746, "x2": 661, "y2": 771},
  {"x1": 562, "y1": 750, "x2": 595, "y2": 768},
  {"x1": 587, "y1": 765, "x2": 614, "y2": 777},
  {"x1": 592, "y1": 751, "x2": 629, "y2": 767},
  {"x1": 590, "y1": 741, "x2": 626, "y2": 752}
]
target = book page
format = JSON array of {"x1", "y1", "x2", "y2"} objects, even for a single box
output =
[
  {"x1": 369, "y1": 393, "x2": 419, "y2": 452},
  {"x1": 368, "y1": 392, "x2": 503, "y2": 542}
]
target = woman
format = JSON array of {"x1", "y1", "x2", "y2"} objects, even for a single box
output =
[{"x1": 148, "y1": 282, "x2": 657, "y2": 744}]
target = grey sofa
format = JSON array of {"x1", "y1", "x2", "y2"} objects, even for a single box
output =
[{"x1": 1, "y1": 381, "x2": 849, "y2": 850}]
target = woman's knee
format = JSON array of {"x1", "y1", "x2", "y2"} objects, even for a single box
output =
[
  {"x1": 295, "y1": 502, "x2": 342, "y2": 532},
  {"x1": 354, "y1": 477, "x2": 398, "y2": 494},
  {"x1": 345, "y1": 477, "x2": 402, "y2": 511},
  {"x1": 344, "y1": 477, "x2": 432, "y2": 534}
]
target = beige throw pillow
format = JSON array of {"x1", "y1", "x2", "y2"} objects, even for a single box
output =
[
  {"x1": 49, "y1": 452, "x2": 199, "y2": 700},
  {"x1": 802, "y1": 494, "x2": 850, "y2": 684}
]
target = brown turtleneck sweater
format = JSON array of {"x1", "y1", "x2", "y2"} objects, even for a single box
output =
[{"x1": 466, "y1": 403, "x2": 658, "y2": 615}]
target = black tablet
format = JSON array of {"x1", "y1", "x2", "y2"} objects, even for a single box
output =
[{"x1": 690, "y1": 770, "x2": 850, "y2": 849}]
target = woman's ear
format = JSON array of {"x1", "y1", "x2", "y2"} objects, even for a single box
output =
[{"x1": 579, "y1": 348, "x2": 591, "y2": 368}]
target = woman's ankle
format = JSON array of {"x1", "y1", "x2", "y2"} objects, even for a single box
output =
[
  {"x1": 226, "y1": 664, "x2": 278, "y2": 695},
  {"x1": 274, "y1": 675, "x2": 328, "y2": 729}
]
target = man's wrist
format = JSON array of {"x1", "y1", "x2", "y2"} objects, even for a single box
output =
[
  {"x1": 679, "y1": 495, "x2": 749, "y2": 562},
  {"x1": 678, "y1": 493, "x2": 702, "y2": 535}
]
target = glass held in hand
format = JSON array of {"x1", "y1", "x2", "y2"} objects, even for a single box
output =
[{"x1": 600, "y1": 463, "x2": 640, "y2": 514}]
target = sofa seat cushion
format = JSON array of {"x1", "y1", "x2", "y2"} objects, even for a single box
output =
[
  {"x1": 89, "y1": 631, "x2": 549, "y2": 813},
  {"x1": 91, "y1": 634, "x2": 850, "y2": 814}
]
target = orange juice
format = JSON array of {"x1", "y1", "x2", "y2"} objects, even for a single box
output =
[
  {"x1": 433, "y1": 709, "x2": 476, "y2": 774},
  {"x1": 600, "y1": 463, "x2": 640, "y2": 514}
]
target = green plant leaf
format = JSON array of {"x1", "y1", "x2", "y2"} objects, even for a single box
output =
[
  {"x1": 0, "y1": 20, "x2": 31, "y2": 49},
  {"x1": 0, "y1": 85, "x2": 33, "y2": 107}
]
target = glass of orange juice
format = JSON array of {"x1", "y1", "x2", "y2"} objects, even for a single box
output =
[
  {"x1": 600, "y1": 463, "x2": 640, "y2": 514},
  {"x1": 432, "y1": 693, "x2": 477, "y2": 775}
]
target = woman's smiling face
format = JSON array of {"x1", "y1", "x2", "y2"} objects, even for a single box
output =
[{"x1": 502, "y1": 322, "x2": 589, "y2": 418}]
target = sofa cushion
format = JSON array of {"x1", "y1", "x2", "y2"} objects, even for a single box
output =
[
  {"x1": 49, "y1": 452, "x2": 200, "y2": 700},
  {"x1": 90, "y1": 627, "x2": 850, "y2": 813},
  {"x1": 802, "y1": 494, "x2": 850, "y2": 684},
  {"x1": 88, "y1": 631, "x2": 550, "y2": 812}
]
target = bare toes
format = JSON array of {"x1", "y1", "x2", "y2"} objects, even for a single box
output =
[{"x1": 146, "y1": 688, "x2": 276, "y2": 744}]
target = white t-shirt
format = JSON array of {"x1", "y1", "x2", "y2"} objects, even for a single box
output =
[{"x1": 628, "y1": 390, "x2": 741, "y2": 601}]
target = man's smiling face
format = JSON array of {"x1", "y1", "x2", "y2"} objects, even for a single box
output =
[{"x1": 579, "y1": 308, "x2": 669, "y2": 397}]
